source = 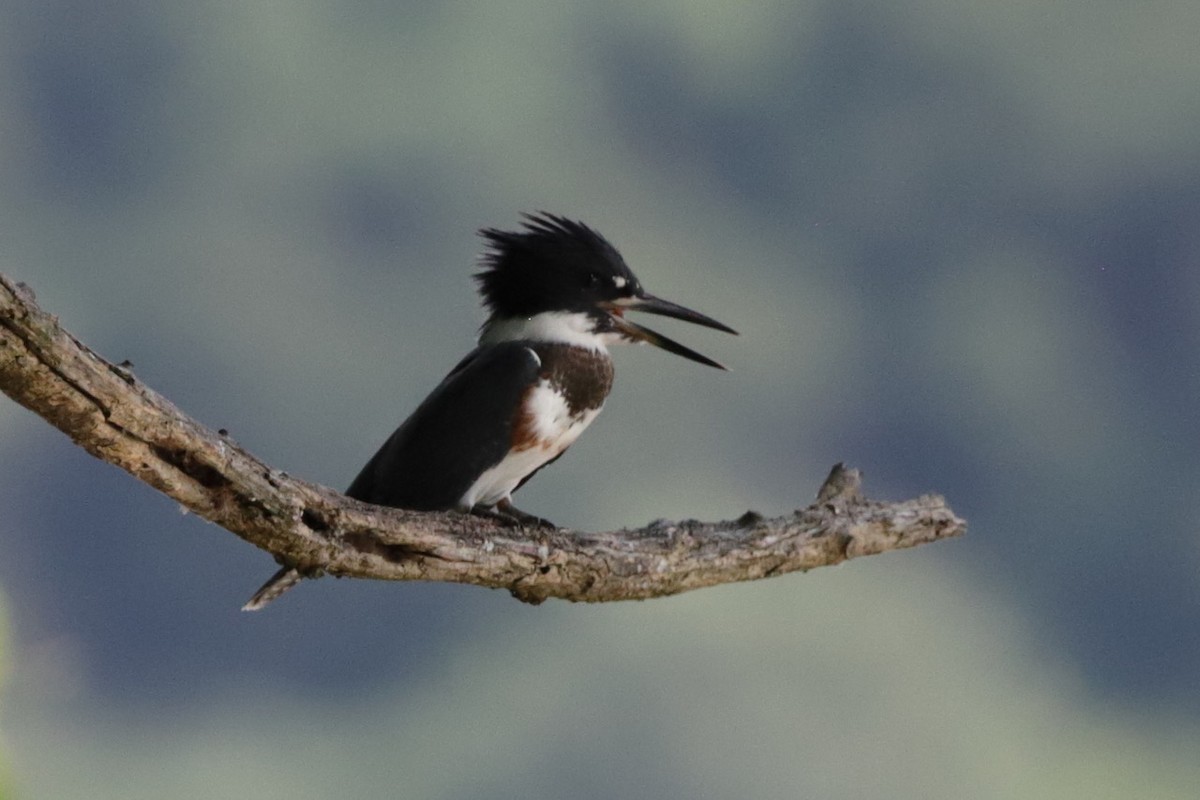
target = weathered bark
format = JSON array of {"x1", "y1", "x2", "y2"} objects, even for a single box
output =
[{"x1": 0, "y1": 273, "x2": 965, "y2": 608}]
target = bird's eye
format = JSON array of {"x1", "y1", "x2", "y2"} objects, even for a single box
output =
[{"x1": 586, "y1": 272, "x2": 602, "y2": 287}]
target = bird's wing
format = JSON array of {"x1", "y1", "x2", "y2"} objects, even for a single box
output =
[{"x1": 345, "y1": 342, "x2": 542, "y2": 510}]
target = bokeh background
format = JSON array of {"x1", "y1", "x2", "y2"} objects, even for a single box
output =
[{"x1": 3, "y1": 1, "x2": 1200, "y2": 797}]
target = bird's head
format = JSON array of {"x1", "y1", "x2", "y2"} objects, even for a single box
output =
[{"x1": 476, "y1": 212, "x2": 736, "y2": 367}]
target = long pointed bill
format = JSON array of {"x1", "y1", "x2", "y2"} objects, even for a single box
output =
[
  {"x1": 609, "y1": 315, "x2": 727, "y2": 369},
  {"x1": 604, "y1": 292, "x2": 736, "y2": 369},
  {"x1": 623, "y1": 293, "x2": 738, "y2": 335}
]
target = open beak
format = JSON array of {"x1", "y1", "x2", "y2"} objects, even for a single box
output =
[{"x1": 605, "y1": 293, "x2": 738, "y2": 370}]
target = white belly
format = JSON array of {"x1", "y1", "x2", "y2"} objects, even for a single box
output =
[{"x1": 460, "y1": 379, "x2": 602, "y2": 508}]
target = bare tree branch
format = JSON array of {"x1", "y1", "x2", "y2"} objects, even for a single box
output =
[{"x1": 0, "y1": 273, "x2": 965, "y2": 608}]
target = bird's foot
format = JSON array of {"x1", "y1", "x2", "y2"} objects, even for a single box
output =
[{"x1": 471, "y1": 499, "x2": 557, "y2": 529}]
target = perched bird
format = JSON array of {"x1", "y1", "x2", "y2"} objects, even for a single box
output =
[{"x1": 243, "y1": 212, "x2": 735, "y2": 610}]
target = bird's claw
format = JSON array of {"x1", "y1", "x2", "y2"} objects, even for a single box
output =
[{"x1": 471, "y1": 500, "x2": 557, "y2": 530}]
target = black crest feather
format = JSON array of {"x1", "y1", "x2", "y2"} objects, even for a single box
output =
[{"x1": 475, "y1": 212, "x2": 640, "y2": 318}]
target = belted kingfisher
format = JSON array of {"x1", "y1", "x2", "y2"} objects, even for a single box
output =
[{"x1": 243, "y1": 212, "x2": 735, "y2": 609}]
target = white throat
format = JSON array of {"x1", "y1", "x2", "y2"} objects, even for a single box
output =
[{"x1": 479, "y1": 311, "x2": 620, "y2": 350}]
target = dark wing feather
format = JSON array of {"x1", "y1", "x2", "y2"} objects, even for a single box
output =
[{"x1": 345, "y1": 342, "x2": 542, "y2": 510}]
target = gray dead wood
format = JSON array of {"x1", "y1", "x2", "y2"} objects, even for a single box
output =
[{"x1": 0, "y1": 273, "x2": 965, "y2": 608}]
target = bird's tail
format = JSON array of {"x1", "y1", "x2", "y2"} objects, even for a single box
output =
[{"x1": 241, "y1": 566, "x2": 302, "y2": 611}]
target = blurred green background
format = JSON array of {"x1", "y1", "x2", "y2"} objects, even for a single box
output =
[{"x1": 2, "y1": 1, "x2": 1200, "y2": 797}]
